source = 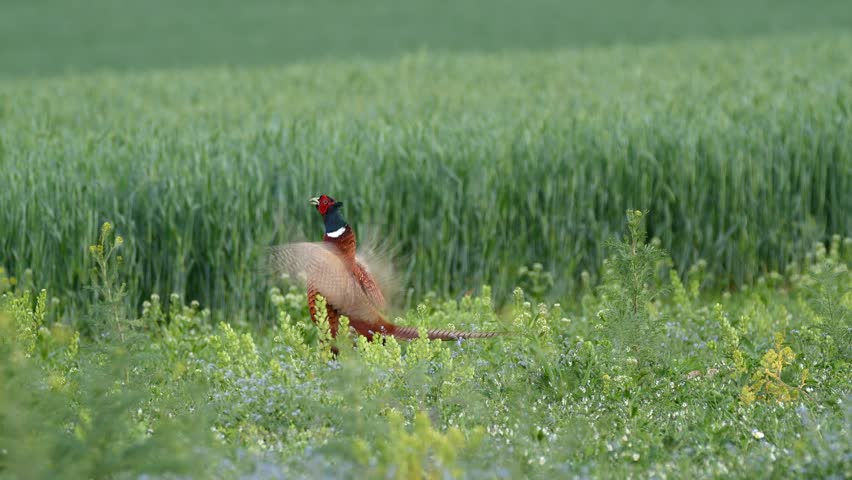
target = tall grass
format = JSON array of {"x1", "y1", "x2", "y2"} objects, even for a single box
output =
[{"x1": 1, "y1": 33, "x2": 851, "y2": 317}]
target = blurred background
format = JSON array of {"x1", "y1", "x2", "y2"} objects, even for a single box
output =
[{"x1": 3, "y1": 0, "x2": 852, "y2": 76}]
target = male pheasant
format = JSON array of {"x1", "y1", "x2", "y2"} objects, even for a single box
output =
[{"x1": 267, "y1": 194, "x2": 499, "y2": 342}]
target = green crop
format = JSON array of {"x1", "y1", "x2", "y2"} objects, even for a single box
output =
[{"x1": 2, "y1": 33, "x2": 850, "y2": 317}]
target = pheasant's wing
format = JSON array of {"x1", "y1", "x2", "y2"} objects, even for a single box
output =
[
  {"x1": 351, "y1": 260, "x2": 388, "y2": 311},
  {"x1": 266, "y1": 242, "x2": 382, "y2": 321},
  {"x1": 354, "y1": 225, "x2": 404, "y2": 312}
]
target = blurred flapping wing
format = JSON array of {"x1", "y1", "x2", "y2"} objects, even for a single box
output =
[{"x1": 266, "y1": 242, "x2": 383, "y2": 321}]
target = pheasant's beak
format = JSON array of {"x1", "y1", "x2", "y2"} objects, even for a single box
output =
[{"x1": 309, "y1": 197, "x2": 320, "y2": 206}]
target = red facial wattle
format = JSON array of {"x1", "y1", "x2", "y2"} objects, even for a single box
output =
[{"x1": 317, "y1": 195, "x2": 333, "y2": 215}]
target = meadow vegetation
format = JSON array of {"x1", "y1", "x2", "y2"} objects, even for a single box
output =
[{"x1": 1, "y1": 217, "x2": 849, "y2": 478}]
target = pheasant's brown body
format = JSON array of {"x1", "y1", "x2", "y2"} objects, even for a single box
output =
[
  {"x1": 267, "y1": 194, "x2": 499, "y2": 343},
  {"x1": 307, "y1": 225, "x2": 393, "y2": 340}
]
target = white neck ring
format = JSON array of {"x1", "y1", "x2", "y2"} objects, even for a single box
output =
[{"x1": 326, "y1": 226, "x2": 347, "y2": 238}]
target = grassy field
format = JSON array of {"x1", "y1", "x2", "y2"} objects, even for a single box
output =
[
  {"x1": 1, "y1": 1, "x2": 851, "y2": 478},
  {"x1": 1, "y1": 33, "x2": 850, "y2": 318},
  {"x1": 3, "y1": 0, "x2": 852, "y2": 76}
]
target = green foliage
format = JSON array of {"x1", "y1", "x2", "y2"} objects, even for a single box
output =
[
  {"x1": 0, "y1": 267, "x2": 15, "y2": 293},
  {"x1": 740, "y1": 333, "x2": 808, "y2": 406},
  {"x1": 0, "y1": 285, "x2": 218, "y2": 479},
  {"x1": 796, "y1": 236, "x2": 852, "y2": 361},
  {"x1": 516, "y1": 263, "x2": 555, "y2": 302},
  {"x1": 84, "y1": 222, "x2": 129, "y2": 336},
  {"x1": 2, "y1": 33, "x2": 851, "y2": 318},
  {"x1": 1, "y1": 226, "x2": 851, "y2": 477},
  {"x1": 715, "y1": 303, "x2": 747, "y2": 374},
  {"x1": 596, "y1": 210, "x2": 669, "y2": 366},
  {"x1": 357, "y1": 410, "x2": 484, "y2": 479}
]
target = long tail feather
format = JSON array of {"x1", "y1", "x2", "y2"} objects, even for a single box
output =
[{"x1": 389, "y1": 325, "x2": 502, "y2": 341}]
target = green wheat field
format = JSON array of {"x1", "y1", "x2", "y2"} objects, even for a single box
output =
[{"x1": 1, "y1": 1, "x2": 850, "y2": 478}]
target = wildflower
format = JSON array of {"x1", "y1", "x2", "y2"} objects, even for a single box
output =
[{"x1": 751, "y1": 429, "x2": 765, "y2": 440}]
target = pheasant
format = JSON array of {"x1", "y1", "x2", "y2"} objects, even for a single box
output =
[{"x1": 267, "y1": 194, "x2": 500, "y2": 342}]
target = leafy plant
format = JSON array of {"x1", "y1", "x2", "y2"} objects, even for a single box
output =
[
  {"x1": 740, "y1": 332, "x2": 808, "y2": 405},
  {"x1": 596, "y1": 210, "x2": 669, "y2": 366}
]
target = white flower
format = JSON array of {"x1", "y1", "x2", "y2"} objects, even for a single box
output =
[
  {"x1": 751, "y1": 429, "x2": 765, "y2": 440},
  {"x1": 632, "y1": 453, "x2": 640, "y2": 461}
]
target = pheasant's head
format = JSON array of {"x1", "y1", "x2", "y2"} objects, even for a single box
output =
[
  {"x1": 310, "y1": 194, "x2": 348, "y2": 238},
  {"x1": 309, "y1": 194, "x2": 343, "y2": 216}
]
